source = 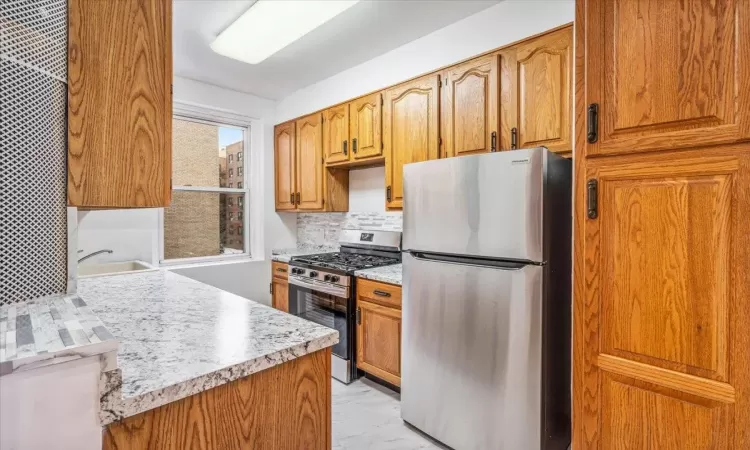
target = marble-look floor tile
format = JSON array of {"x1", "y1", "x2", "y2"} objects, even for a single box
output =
[{"x1": 332, "y1": 378, "x2": 447, "y2": 450}]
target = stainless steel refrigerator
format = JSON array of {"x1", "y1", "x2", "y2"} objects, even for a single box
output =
[{"x1": 401, "y1": 147, "x2": 571, "y2": 450}]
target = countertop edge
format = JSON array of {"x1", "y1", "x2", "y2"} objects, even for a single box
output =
[{"x1": 99, "y1": 330, "x2": 338, "y2": 425}]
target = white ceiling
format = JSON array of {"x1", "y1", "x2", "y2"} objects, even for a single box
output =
[{"x1": 173, "y1": 0, "x2": 501, "y2": 100}]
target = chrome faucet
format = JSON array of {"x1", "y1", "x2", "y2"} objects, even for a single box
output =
[{"x1": 78, "y1": 249, "x2": 113, "y2": 264}]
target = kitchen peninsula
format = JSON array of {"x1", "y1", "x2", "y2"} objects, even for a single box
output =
[{"x1": 77, "y1": 270, "x2": 338, "y2": 450}]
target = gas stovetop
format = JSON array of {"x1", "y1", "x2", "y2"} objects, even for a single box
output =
[{"x1": 290, "y1": 252, "x2": 400, "y2": 272}]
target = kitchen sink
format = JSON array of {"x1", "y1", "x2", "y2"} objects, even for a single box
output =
[{"x1": 78, "y1": 260, "x2": 158, "y2": 278}]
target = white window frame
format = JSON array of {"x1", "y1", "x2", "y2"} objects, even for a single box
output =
[{"x1": 158, "y1": 102, "x2": 254, "y2": 266}]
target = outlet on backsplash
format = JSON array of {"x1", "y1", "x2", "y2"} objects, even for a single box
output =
[{"x1": 297, "y1": 212, "x2": 403, "y2": 247}]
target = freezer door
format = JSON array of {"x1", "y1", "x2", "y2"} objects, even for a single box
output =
[
  {"x1": 401, "y1": 252, "x2": 543, "y2": 450},
  {"x1": 403, "y1": 148, "x2": 546, "y2": 262}
]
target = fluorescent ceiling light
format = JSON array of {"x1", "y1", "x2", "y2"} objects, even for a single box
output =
[{"x1": 211, "y1": 0, "x2": 360, "y2": 65}]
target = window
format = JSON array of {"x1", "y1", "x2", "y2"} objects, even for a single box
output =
[
  {"x1": 237, "y1": 151, "x2": 243, "y2": 161},
  {"x1": 161, "y1": 114, "x2": 250, "y2": 263},
  {"x1": 238, "y1": 166, "x2": 243, "y2": 176}
]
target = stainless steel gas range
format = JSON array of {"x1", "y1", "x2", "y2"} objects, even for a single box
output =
[{"x1": 288, "y1": 229, "x2": 401, "y2": 383}]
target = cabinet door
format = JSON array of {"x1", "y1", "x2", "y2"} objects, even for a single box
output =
[
  {"x1": 295, "y1": 113, "x2": 324, "y2": 210},
  {"x1": 274, "y1": 122, "x2": 296, "y2": 211},
  {"x1": 583, "y1": 0, "x2": 750, "y2": 157},
  {"x1": 383, "y1": 74, "x2": 440, "y2": 209},
  {"x1": 322, "y1": 104, "x2": 350, "y2": 165},
  {"x1": 357, "y1": 300, "x2": 401, "y2": 387},
  {"x1": 576, "y1": 149, "x2": 750, "y2": 450},
  {"x1": 350, "y1": 93, "x2": 383, "y2": 160},
  {"x1": 272, "y1": 279, "x2": 289, "y2": 313},
  {"x1": 442, "y1": 55, "x2": 499, "y2": 158},
  {"x1": 68, "y1": 0, "x2": 172, "y2": 207},
  {"x1": 501, "y1": 26, "x2": 572, "y2": 155}
]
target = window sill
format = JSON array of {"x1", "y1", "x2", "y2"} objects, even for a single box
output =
[{"x1": 160, "y1": 256, "x2": 264, "y2": 271}]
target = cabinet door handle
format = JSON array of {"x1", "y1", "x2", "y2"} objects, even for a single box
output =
[
  {"x1": 511, "y1": 128, "x2": 518, "y2": 149},
  {"x1": 290, "y1": 193, "x2": 294, "y2": 205},
  {"x1": 587, "y1": 179, "x2": 598, "y2": 219},
  {"x1": 276, "y1": 267, "x2": 287, "y2": 273},
  {"x1": 490, "y1": 131, "x2": 497, "y2": 152},
  {"x1": 373, "y1": 290, "x2": 391, "y2": 297},
  {"x1": 587, "y1": 103, "x2": 599, "y2": 143},
  {"x1": 386, "y1": 186, "x2": 392, "y2": 202},
  {"x1": 356, "y1": 307, "x2": 361, "y2": 325},
  {"x1": 352, "y1": 138, "x2": 357, "y2": 153},
  {"x1": 295, "y1": 192, "x2": 300, "y2": 205},
  {"x1": 343, "y1": 140, "x2": 348, "y2": 156}
]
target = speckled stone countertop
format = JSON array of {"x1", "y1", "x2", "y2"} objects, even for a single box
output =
[
  {"x1": 354, "y1": 264, "x2": 402, "y2": 286},
  {"x1": 0, "y1": 294, "x2": 118, "y2": 376},
  {"x1": 271, "y1": 244, "x2": 338, "y2": 263},
  {"x1": 77, "y1": 270, "x2": 339, "y2": 425}
]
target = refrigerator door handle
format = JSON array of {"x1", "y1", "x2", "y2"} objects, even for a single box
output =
[{"x1": 408, "y1": 251, "x2": 537, "y2": 270}]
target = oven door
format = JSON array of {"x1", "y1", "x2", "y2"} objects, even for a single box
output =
[{"x1": 287, "y1": 276, "x2": 350, "y2": 361}]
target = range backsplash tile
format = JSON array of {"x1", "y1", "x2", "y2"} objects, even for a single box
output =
[{"x1": 297, "y1": 212, "x2": 403, "y2": 246}]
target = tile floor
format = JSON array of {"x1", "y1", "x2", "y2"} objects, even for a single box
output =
[{"x1": 332, "y1": 378, "x2": 447, "y2": 450}]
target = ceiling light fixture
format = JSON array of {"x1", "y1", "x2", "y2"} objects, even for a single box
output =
[{"x1": 211, "y1": 0, "x2": 360, "y2": 65}]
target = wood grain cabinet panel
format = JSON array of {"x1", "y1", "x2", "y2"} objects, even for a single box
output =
[
  {"x1": 272, "y1": 279, "x2": 289, "y2": 313},
  {"x1": 584, "y1": 0, "x2": 750, "y2": 156},
  {"x1": 575, "y1": 147, "x2": 750, "y2": 450},
  {"x1": 68, "y1": 0, "x2": 172, "y2": 208},
  {"x1": 356, "y1": 299, "x2": 401, "y2": 387},
  {"x1": 323, "y1": 104, "x2": 350, "y2": 165},
  {"x1": 350, "y1": 93, "x2": 383, "y2": 161},
  {"x1": 295, "y1": 113, "x2": 325, "y2": 210},
  {"x1": 384, "y1": 74, "x2": 440, "y2": 209},
  {"x1": 274, "y1": 122, "x2": 296, "y2": 211},
  {"x1": 500, "y1": 26, "x2": 572, "y2": 155},
  {"x1": 442, "y1": 55, "x2": 499, "y2": 158}
]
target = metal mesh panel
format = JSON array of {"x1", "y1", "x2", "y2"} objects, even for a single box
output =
[{"x1": 1, "y1": 0, "x2": 68, "y2": 305}]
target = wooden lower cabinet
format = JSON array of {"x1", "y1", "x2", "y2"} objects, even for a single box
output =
[
  {"x1": 356, "y1": 279, "x2": 402, "y2": 386},
  {"x1": 103, "y1": 348, "x2": 332, "y2": 450},
  {"x1": 271, "y1": 262, "x2": 289, "y2": 313}
]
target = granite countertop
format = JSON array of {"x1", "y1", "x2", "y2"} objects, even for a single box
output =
[
  {"x1": 77, "y1": 270, "x2": 339, "y2": 425},
  {"x1": 0, "y1": 294, "x2": 118, "y2": 375},
  {"x1": 354, "y1": 264, "x2": 402, "y2": 286},
  {"x1": 271, "y1": 244, "x2": 338, "y2": 263}
]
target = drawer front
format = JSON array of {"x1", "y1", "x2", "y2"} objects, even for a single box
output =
[
  {"x1": 272, "y1": 261, "x2": 289, "y2": 280},
  {"x1": 357, "y1": 278, "x2": 401, "y2": 309}
]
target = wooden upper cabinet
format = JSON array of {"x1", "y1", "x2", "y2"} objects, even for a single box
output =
[
  {"x1": 579, "y1": 148, "x2": 750, "y2": 450},
  {"x1": 583, "y1": 0, "x2": 750, "y2": 157},
  {"x1": 274, "y1": 121, "x2": 296, "y2": 211},
  {"x1": 68, "y1": 0, "x2": 172, "y2": 208},
  {"x1": 383, "y1": 74, "x2": 440, "y2": 209},
  {"x1": 500, "y1": 26, "x2": 572, "y2": 155},
  {"x1": 441, "y1": 55, "x2": 499, "y2": 158},
  {"x1": 350, "y1": 93, "x2": 383, "y2": 161},
  {"x1": 295, "y1": 113, "x2": 324, "y2": 210},
  {"x1": 322, "y1": 104, "x2": 350, "y2": 165}
]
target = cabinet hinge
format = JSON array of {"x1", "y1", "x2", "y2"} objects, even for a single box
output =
[
  {"x1": 587, "y1": 179, "x2": 598, "y2": 219},
  {"x1": 356, "y1": 307, "x2": 361, "y2": 325},
  {"x1": 269, "y1": 282, "x2": 272, "y2": 294}
]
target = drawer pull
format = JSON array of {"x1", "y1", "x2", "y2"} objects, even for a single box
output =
[
  {"x1": 276, "y1": 268, "x2": 287, "y2": 273},
  {"x1": 373, "y1": 290, "x2": 391, "y2": 297}
]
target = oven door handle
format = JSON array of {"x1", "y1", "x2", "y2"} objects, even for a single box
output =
[{"x1": 289, "y1": 276, "x2": 349, "y2": 298}]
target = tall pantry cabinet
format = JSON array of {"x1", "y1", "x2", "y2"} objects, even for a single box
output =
[{"x1": 573, "y1": 1, "x2": 750, "y2": 449}]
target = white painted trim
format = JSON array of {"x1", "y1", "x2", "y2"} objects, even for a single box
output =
[
  {"x1": 172, "y1": 186, "x2": 247, "y2": 194},
  {"x1": 159, "y1": 253, "x2": 252, "y2": 267}
]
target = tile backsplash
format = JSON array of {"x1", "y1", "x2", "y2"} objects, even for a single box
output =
[{"x1": 297, "y1": 212, "x2": 403, "y2": 247}]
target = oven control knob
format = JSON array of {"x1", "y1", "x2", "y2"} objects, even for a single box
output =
[
  {"x1": 308, "y1": 271, "x2": 318, "y2": 278},
  {"x1": 323, "y1": 274, "x2": 332, "y2": 282},
  {"x1": 291, "y1": 268, "x2": 300, "y2": 275},
  {"x1": 330, "y1": 276, "x2": 340, "y2": 283}
]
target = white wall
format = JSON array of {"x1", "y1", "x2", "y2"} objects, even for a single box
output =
[
  {"x1": 275, "y1": 0, "x2": 574, "y2": 122},
  {"x1": 77, "y1": 77, "x2": 297, "y2": 304},
  {"x1": 348, "y1": 166, "x2": 386, "y2": 212}
]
